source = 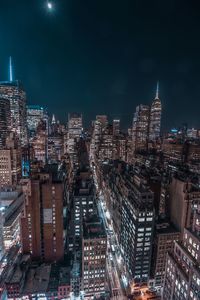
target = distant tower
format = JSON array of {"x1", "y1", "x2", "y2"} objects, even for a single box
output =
[
  {"x1": 149, "y1": 81, "x2": 162, "y2": 141},
  {"x1": 52, "y1": 114, "x2": 56, "y2": 124},
  {"x1": 0, "y1": 58, "x2": 27, "y2": 145}
]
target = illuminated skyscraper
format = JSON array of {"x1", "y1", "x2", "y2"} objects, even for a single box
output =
[
  {"x1": 113, "y1": 119, "x2": 120, "y2": 136},
  {"x1": 27, "y1": 105, "x2": 48, "y2": 137},
  {"x1": 132, "y1": 104, "x2": 150, "y2": 153},
  {"x1": 149, "y1": 82, "x2": 162, "y2": 141},
  {"x1": 82, "y1": 214, "x2": 107, "y2": 298},
  {"x1": 121, "y1": 174, "x2": 154, "y2": 283},
  {"x1": 0, "y1": 58, "x2": 27, "y2": 145},
  {"x1": 0, "y1": 133, "x2": 22, "y2": 188},
  {"x1": 68, "y1": 113, "x2": 82, "y2": 140},
  {"x1": 0, "y1": 97, "x2": 11, "y2": 147},
  {"x1": 67, "y1": 113, "x2": 82, "y2": 164}
]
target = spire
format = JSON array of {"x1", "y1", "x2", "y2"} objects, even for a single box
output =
[
  {"x1": 52, "y1": 114, "x2": 56, "y2": 124},
  {"x1": 155, "y1": 81, "x2": 159, "y2": 99},
  {"x1": 9, "y1": 56, "x2": 14, "y2": 82}
]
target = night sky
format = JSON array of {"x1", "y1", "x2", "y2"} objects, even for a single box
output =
[{"x1": 1, "y1": 0, "x2": 200, "y2": 129}]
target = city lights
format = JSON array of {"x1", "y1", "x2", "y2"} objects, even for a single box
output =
[{"x1": 0, "y1": 1, "x2": 200, "y2": 298}]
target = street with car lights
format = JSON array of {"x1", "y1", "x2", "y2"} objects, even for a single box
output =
[{"x1": 98, "y1": 196, "x2": 127, "y2": 300}]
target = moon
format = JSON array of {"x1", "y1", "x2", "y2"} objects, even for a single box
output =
[{"x1": 47, "y1": 1, "x2": 53, "y2": 11}]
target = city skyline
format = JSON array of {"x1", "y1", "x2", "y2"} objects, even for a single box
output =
[
  {"x1": 1, "y1": 2, "x2": 200, "y2": 300},
  {"x1": 1, "y1": 1, "x2": 200, "y2": 128}
]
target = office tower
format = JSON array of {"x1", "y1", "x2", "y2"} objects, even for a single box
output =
[
  {"x1": 82, "y1": 214, "x2": 107, "y2": 298},
  {"x1": 0, "y1": 150, "x2": 12, "y2": 187},
  {"x1": 169, "y1": 176, "x2": 200, "y2": 236},
  {"x1": 0, "y1": 59, "x2": 27, "y2": 145},
  {"x1": 162, "y1": 138, "x2": 184, "y2": 165},
  {"x1": 96, "y1": 115, "x2": 108, "y2": 127},
  {"x1": 0, "y1": 97, "x2": 11, "y2": 147},
  {"x1": 27, "y1": 105, "x2": 48, "y2": 137},
  {"x1": 120, "y1": 174, "x2": 154, "y2": 283},
  {"x1": 90, "y1": 115, "x2": 109, "y2": 161},
  {"x1": 113, "y1": 119, "x2": 120, "y2": 136},
  {"x1": 113, "y1": 134, "x2": 127, "y2": 161},
  {"x1": 162, "y1": 209, "x2": 200, "y2": 300},
  {"x1": 31, "y1": 120, "x2": 47, "y2": 163},
  {"x1": 98, "y1": 124, "x2": 113, "y2": 162},
  {"x1": 72, "y1": 173, "x2": 96, "y2": 247},
  {"x1": 20, "y1": 172, "x2": 64, "y2": 262},
  {"x1": 68, "y1": 139, "x2": 96, "y2": 252},
  {"x1": 149, "y1": 82, "x2": 162, "y2": 141},
  {"x1": 67, "y1": 113, "x2": 82, "y2": 164},
  {"x1": 0, "y1": 133, "x2": 21, "y2": 188},
  {"x1": 132, "y1": 104, "x2": 150, "y2": 154},
  {"x1": 47, "y1": 134, "x2": 64, "y2": 163},
  {"x1": 151, "y1": 222, "x2": 180, "y2": 287},
  {"x1": 90, "y1": 120, "x2": 102, "y2": 163},
  {"x1": 68, "y1": 113, "x2": 82, "y2": 139}
]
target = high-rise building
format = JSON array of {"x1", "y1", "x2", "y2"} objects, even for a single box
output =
[
  {"x1": 0, "y1": 133, "x2": 22, "y2": 188},
  {"x1": 132, "y1": 104, "x2": 150, "y2": 154},
  {"x1": 120, "y1": 174, "x2": 154, "y2": 283},
  {"x1": 96, "y1": 115, "x2": 108, "y2": 127},
  {"x1": 113, "y1": 119, "x2": 120, "y2": 136},
  {"x1": 149, "y1": 82, "x2": 162, "y2": 142},
  {"x1": 20, "y1": 172, "x2": 64, "y2": 262},
  {"x1": 0, "y1": 97, "x2": 11, "y2": 147},
  {"x1": 27, "y1": 105, "x2": 48, "y2": 137},
  {"x1": 151, "y1": 222, "x2": 180, "y2": 287},
  {"x1": 47, "y1": 134, "x2": 64, "y2": 163},
  {"x1": 98, "y1": 124, "x2": 113, "y2": 162},
  {"x1": 68, "y1": 113, "x2": 82, "y2": 140},
  {"x1": 169, "y1": 176, "x2": 200, "y2": 236},
  {"x1": 31, "y1": 120, "x2": 47, "y2": 163},
  {"x1": 0, "y1": 150, "x2": 12, "y2": 187},
  {"x1": 0, "y1": 58, "x2": 27, "y2": 145},
  {"x1": 82, "y1": 214, "x2": 107, "y2": 299},
  {"x1": 162, "y1": 209, "x2": 200, "y2": 300},
  {"x1": 67, "y1": 113, "x2": 82, "y2": 164}
]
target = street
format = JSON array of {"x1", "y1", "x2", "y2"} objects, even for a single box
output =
[{"x1": 97, "y1": 196, "x2": 127, "y2": 300}]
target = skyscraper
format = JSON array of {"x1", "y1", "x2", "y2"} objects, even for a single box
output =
[
  {"x1": 0, "y1": 58, "x2": 27, "y2": 145},
  {"x1": 113, "y1": 119, "x2": 120, "y2": 136},
  {"x1": 132, "y1": 104, "x2": 150, "y2": 153},
  {"x1": 67, "y1": 113, "x2": 82, "y2": 164},
  {"x1": 27, "y1": 105, "x2": 48, "y2": 137},
  {"x1": 149, "y1": 82, "x2": 162, "y2": 141},
  {"x1": 0, "y1": 97, "x2": 11, "y2": 147},
  {"x1": 0, "y1": 133, "x2": 22, "y2": 188},
  {"x1": 120, "y1": 174, "x2": 154, "y2": 283},
  {"x1": 82, "y1": 214, "x2": 107, "y2": 298}
]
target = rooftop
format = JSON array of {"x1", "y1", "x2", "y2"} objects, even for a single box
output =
[
  {"x1": 83, "y1": 214, "x2": 106, "y2": 239},
  {"x1": 23, "y1": 264, "x2": 51, "y2": 294}
]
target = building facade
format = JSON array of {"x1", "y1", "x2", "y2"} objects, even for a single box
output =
[
  {"x1": 82, "y1": 214, "x2": 107, "y2": 299},
  {"x1": 20, "y1": 174, "x2": 64, "y2": 262},
  {"x1": 0, "y1": 81, "x2": 27, "y2": 145}
]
